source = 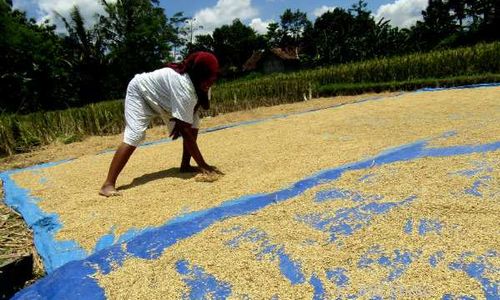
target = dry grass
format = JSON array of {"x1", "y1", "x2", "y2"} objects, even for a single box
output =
[
  {"x1": 0, "y1": 183, "x2": 45, "y2": 282},
  {"x1": 0, "y1": 184, "x2": 31, "y2": 266}
]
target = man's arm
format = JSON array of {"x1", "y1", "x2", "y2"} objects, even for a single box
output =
[{"x1": 171, "y1": 119, "x2": 217, "y2": 173}]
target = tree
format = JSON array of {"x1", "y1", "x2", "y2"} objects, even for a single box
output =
[
  {"x1": 309, "y1": 0, "x2": 407, "y2": 65},
  {"x1": 168, "y1": 12, "x2": 189, "y2": 60},
  {"x1": 279, "y1": 9, "x2": 312, "y2": 48},
  {"x1": 0, "y1": 1, "x2": 71, "y2": 113},
  {"x1": 59, "y1": 6, "x2": 108, "y2": 104},
  {"x1": 300, "y1": 21, "x2": 316, "y2": 65},
  {"x1": 417, "y1": 0, "x2": 457, "y2": 48},
  {"x1": 448, "y1": 0, "x2": 467, "y2": 28},
  {"x1": 466, "y1": 0, "x2": 499, "y2": 40},
  {"x1": 312, "y1": 8, "x2": 356, "y2": 64},
  {"x1": 370, "y1": 18, "x2": 409, "y2": 58},
  {"x1": 98, "y1": 0, "x2": 177, "y2": 96},
  {"x1": 190, "y1": 34, "x2": 215, "y2": 53},
  {"x1": 350, "y1": 1, "x2": 408, "y2": 59},
  {"x1": 211, "y1": 19, "x2": 263, "y2": 75},
  {"x1": 265, "y1": 22, "x2": 280, "y2": 48},
  {"x1": 344, "y1": 0, "x2": 372, "y2": 60}
]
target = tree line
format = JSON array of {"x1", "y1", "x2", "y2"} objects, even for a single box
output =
[{"x1": 1, "y1": 0, "x2": 498, "y2": 114}]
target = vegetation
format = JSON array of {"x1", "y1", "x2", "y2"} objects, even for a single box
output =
[
  {"x1": 193, "y1": 0, "x2": 500, "y2": 70},
  {"x1": 2, "y1": 0, "x2": 499, "y2": 115},
  {"x1": 1, "y1": 42, "x2": 499, "y2": 156},
  {"x1": 210, "y1": 42, "x2": 500, "y2": 108},
  {"x1": 0, "y1": 0, "x2": 499, "y2": 155},
  {"x1": 0, "y1": 100, "x2": 125, "y2": 155},
  {"x1": 0, "y1": 0, "x2": 186, "y2": 114},
  {"x1": 316, "y1": 74, "x2": 500, "y2": 96}
]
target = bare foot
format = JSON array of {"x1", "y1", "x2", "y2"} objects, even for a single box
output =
[
  {"x1": 179, "y1": 165, "x2": 200, "y2": 173},
  {"x1": 99, "y1": 184, "x2": 121, "y2": 197}
]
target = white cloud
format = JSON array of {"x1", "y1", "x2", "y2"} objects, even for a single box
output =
[
  {"x1": 249, "y1": 18, "x2": 272, "y2": 34},
  {"x1": 313, "y1": 5, "x2": 336, "y2": 17},
  {"x1": 193, "y1": 0, "x2": 259, "y2": 35},
  {"x1": 12, "y1": 0, "x2": 115, "y2": 31},
  {"x1": 375, "y1": 0, "x2": 427, "y2": 28}
]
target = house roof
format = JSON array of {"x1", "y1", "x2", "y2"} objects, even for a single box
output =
[
  {"x1": 242, "y1": 50, "x2": 264, "y2": 72},
  {"x1": 243, "y1": 48, "x2": 299, "y2": 71},
  {"x1": 270, "y1": 48, "x2": 299, "y2": 60}
]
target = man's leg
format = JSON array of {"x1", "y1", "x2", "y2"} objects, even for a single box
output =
[
  {"x1": 100, "y1": 143, "x2": 136, "y2": 196},
  {"x1": 180, "y1": 128, "x2": 199, "y2": 172}
]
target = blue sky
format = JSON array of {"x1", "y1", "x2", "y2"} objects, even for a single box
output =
[
  {"x1": 159, "y1": 0, "x2": 387, "y2": 20},
  {"x1": 12, "y1": 0, "x2": 428, "y2": 34}
]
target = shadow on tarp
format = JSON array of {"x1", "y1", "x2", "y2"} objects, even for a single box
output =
[{"x1": 117, "y1": 167, "x2": 196, "y2": 191}]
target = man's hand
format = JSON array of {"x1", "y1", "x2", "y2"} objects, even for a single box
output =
[
  {"x1": 195, "y1": 164, "x2": 224, "y2": 183},
  {"x1": 199, "y1": 164, "x2": 224, "y2": 175},
  {"x1": 172, "y1": 118, "x2": 209, "y2": 168},
  {"x1": 171, "y1": 118, "x2": 224, "y2": 177},
  {"x1": 169, "y1": 119, "x2": 182, "y2": 140}
]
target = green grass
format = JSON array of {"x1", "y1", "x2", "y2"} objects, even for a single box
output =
[
  {"x1": 1, "y1": 42, "x2": 500, "y2": 156},
  {"x1": 316, "y1": 74, "x2": 500, "y2": 97},
  {"x1": 209, "y1": 42, "x2": 500, "y2": 113}
]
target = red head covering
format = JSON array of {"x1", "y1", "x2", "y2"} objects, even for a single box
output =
[{"x1": 167, "y1": 52, "x2": 219, "y2": 109}]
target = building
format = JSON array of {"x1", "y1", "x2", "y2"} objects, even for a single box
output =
[{"x1": 243, "y1": 48, "x2": 300, "y2": 74}]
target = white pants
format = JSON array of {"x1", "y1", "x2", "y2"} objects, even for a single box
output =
[{"x1": 123, "y1": 76, "x2": 200, "y2": 146}]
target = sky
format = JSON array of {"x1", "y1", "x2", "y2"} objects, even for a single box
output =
[{"x1": 12, "y1": 0, "x2": 429, "y2": 34}]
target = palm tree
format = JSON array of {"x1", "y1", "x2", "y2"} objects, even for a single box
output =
[{"x1": 58, "y1": 6, "x2": 108, "y2": 104}]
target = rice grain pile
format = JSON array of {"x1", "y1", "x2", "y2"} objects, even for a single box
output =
[
  {"x1": 10, "y1": 87, "x2": 499, "y2": 252},
  {"x1": 96, "y1": 152, "x2": 499, "y2": 299},
  {"x1": 6, "y1": 87, "x2": 500, "y2": 299}
]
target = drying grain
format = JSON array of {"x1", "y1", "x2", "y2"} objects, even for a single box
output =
[
  {"x1": 9, "y1": 88, "x2": 500, "y2": 254},
  {"x1": 96, "y1": 152, "x2": 498, "y2": 299}
]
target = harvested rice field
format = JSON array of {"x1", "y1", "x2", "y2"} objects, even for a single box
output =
[{"x1": 2, "y1": 85, "x2": 499, "y2": 299}]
